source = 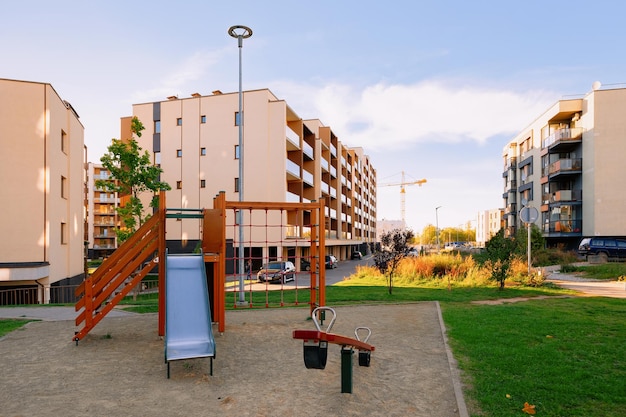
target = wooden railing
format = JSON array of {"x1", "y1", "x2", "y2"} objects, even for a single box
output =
[{"x1": 73, "y1": 213, "x2": 162, "y2": 342}]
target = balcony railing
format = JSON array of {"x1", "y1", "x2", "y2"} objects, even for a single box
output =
[
  {"x1": 321, "y1": 158, "x2": 329, "y2": 172},
  {"x1": 286, "y1": 191, "x2": 300, "y2": 203},
  {"x1": 286, "y1": 126, "x2": 300, "y2": 148},
  {"x1": 286, "y1": 159, "x2": 300, "y2": 179},
  {"x1": 302, "y1": 142, "x2": 313, "y2": 159},
  {"x1": 543, "y1": 189, "x2": 582, "y2": 204},
  {"x1": 548, "y1": 158, "x2": 582, "y2": 176},
  {"x1": 542, "y1": 219, "x2": 582, "y2": 234},
  {"x1": 302, "y1": 169, "x2": 314, "y2": 186},
  {"x1": 542, "y1": 127, "x2": 583, "y2": 149}
]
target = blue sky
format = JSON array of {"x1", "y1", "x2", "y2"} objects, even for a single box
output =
[{"x1": 3, "y1": 0, "x2": 626, "y2": 233}]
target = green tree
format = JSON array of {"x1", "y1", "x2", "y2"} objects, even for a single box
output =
[
  {"x1": 514, "y1": 223, "x2": 545, "y2": 255},
  {"x1": 97, "y1": 117, "x2": 171, "y2": 243},
  {"x1": 481, "y1": 229, "x2": 517, "y2": 290},
  {"x1": 373, "y1": 228, "x2": 414, "y2": 294},
  {"x1": 419, "y1": 224, "x2": 437, "y2": 246}
]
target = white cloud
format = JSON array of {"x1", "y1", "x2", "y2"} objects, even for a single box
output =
[
  {"x1": 272, "y1": 80, "x2": 556, "y2": 150},
  {"x1": 129, "y1": 48, "x2": 230, "y2": 103}
]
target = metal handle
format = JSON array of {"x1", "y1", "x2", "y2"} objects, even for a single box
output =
[
  {"x1": 354, "y1": 326, "x2": 372, "y2": 344},
  {"x1": 312, "y1": 306, "x2": 336, "y2": 333}
]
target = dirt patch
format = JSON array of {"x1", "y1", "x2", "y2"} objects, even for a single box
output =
[
  {"x1": 472, "y1": 295, "x2": 572, "y2": 305},
  {"x1": 0, "y1": 303, "x2": 465, "y2": 417}
]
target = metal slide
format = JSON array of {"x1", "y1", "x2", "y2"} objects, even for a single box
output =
[{"x1": 165, "y1": 253, "x2": 216, "y2": 378}]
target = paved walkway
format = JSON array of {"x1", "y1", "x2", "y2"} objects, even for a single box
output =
[{"x1": 545, "y1": 271, "x2": 626, "y2": 299}]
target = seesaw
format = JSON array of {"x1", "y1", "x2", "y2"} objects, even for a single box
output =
[{"x1": 292, "y1": 306, "x2": 374, "y2": 393}]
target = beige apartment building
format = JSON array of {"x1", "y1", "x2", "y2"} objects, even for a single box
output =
[
  {"x1": 476, "y1": 209, "x2": 504, "y2": 247},
  {"x1": 128, "y1": 88, "x2": 376, "y2": 266},
  {"x1": 503, "y1": 82, "x2": 626, "y2": 248},
  {"x1": 85, "y1": 162, "x2": 119, "y2": 259},
  {"x1": 0, "y1": 79, "x2": 85, "y2": 304}
]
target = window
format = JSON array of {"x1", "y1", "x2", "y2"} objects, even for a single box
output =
[
  {"x1": 177, "y1": 149, "x2": 182, "y2": 157},
  {"x1": 176, "y1": 181, "x2": 182, "y2": 189},
  {"x1": 234, "y1": 145, "x2": 240, "y2": 159},
  {"x1": 176, "y1": 118, "x2": 182, "y2": 126},
  {"x1": 61, "y1": 176, "x2": 68, "y2": 199},
  {"x1": 61, "y1": 222, "x2": 68, "y2": 244},
  {"x1": 200, "y1": 179, "x2": 206, "y2": 188},
  {"x1": 201, "y1": 115, "x2": 206, "y2": 124},
  {"x1": 61, "y1": 130, "x2": 68, "y2": 154},
  {"x1": 235, "y1": 111, "x2": 241, "y2": 126},
  {"x1": 200, "y1": 147, "x2": 206, "y2": 156},
  {"x1": 154, "y1": 120, "x2": 161, "y2": 133},
  {"x1": 234, "y1": 178, "x2": 239, "y2": 192}
]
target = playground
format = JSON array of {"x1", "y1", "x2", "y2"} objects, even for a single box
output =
[{"x1": 0, "y1": 303, "x2": 466, "y2": 417}]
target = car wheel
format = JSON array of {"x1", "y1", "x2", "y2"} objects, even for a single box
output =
[{"x1": 599, "y1": 252, "x2": 609, "y2": 262}]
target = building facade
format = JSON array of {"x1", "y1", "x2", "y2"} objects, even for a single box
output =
[
  {"x1": 503, "y1": 82, "x2": 626, "y2": 248},
  {"x1": 476, "y1": 209, "x2": 504, "y2": 247},
  {"x1": 85, "y1": 162, "x2": 119, "y2": 259},
  {"x1": 0, "y1": 79, "x2": 85, "y2": 303},
  {"x1": 128, "y1": 88, "x2": 376, "y2": 264}
]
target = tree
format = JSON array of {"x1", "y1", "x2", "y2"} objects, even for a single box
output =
[
  {"x1": 373, "y1": 228, "x2": 414, "y2": 294},
  {"x1": 97, "y1": 117, "x2": 171, "y2": 243},
  {"x1": 481, "y1": 229, "x2": 517, "y2": 290}
]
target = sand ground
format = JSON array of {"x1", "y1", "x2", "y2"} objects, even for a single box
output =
[{"x1": 0, "y1": 303, "x2": 466, "y2": 417}]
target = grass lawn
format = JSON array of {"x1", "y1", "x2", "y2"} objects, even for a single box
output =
[
  {"x1": 0, "y1": 319, "x2": 35, "y2": 338},
  {"x1": 443, "y1": 297, "x2": 626, "y2": 416}
]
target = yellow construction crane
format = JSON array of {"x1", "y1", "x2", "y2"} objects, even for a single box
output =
[{"x1": 378, "y1": 171, "x2": 427, "y2": 228}]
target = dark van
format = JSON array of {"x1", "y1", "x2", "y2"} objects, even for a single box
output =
[{"x1": 578, "y1": 237, "x2": 626, "y2": 261}]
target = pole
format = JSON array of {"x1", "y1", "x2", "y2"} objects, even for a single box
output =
[
  {"x1": 526, "y1": 222, "x2": 532, "y2": 278},
  {"x1": 435, "y1": 206, "x2": 441, "y2": 253},
  {"x1": 228, "y1": 25, "x2": 253, "y2": 305}
]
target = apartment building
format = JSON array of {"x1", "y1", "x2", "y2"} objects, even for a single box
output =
[
  {"x1": 128, "y1": 88, "x2": 376, "y2": 264},
  {"x1": 503, "y1": 82, "x2": 626, "y2": 248},
  {"x1": 0, "y1": 79, "x2": 85, "y2": 303},
  {"x1": 85, "y1": 162, "x2": 119, "y2": 259},
  {"x1": 476, "y1": 209, "x2": 504, "y2": 247}
]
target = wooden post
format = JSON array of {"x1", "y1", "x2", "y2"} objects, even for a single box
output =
[{"x1": 158, "y1": 191, "x2": 167, "y2": 336}]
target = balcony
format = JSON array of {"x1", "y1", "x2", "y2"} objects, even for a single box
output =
[
  {"x1": 542, "y1": 219, "x2": 582, "y2": 235},
  {"x1": 302, "y1": 142, "x2": 314, "y2": 160},
  {"x1": 542, "y1": 127, "x2": 583, "y2": 151},
  {"x1": 286, "y1": 159, "x2": 300, "y2": 180},
  {"x1": 286, "y1": 191, "x2": 300, "y2": 203},
  {"x1": 321, "y1": 158, "x2": 329, "y2": 172},
  {"x1": 544, "y1": 189, "x2": 582, "y2": 204},
  {"x1": 302, "y1": 169, "x2": 314, "y2": 187},
  {"x1": 286, "y1": 126, "x2": 300, "y2": 149},
  {"x1": 504, "y1": 203, "x2": 517, "y2": 215},
  {"x1": 548, "y1": 158, "x2": 582, "y2": 179}
]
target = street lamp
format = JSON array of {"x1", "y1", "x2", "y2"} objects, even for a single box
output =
[
  {"x1": 435, "y1": 206, "x2": 442, "y2": 253},
  {"x1": 229, "y1": 25, "x2": 253, "y2": 305}
]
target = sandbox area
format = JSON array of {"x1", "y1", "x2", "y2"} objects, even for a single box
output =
[{"x1": 0, "y1": 303, "x2": 466, "y2": 417}]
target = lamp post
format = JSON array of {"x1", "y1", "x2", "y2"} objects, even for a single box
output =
[
  {"x1": 435, "y1": 206, "x2": 442, "y2": 253},
  {"x1": 229, "y1": 25, "x2": 253, "y2": 305}
]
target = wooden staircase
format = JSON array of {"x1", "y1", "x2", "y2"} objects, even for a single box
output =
[{"x1": 74, "y1": 213, "x2": 162, "y2": 342}]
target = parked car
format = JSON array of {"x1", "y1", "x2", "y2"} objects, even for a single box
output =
[
  {"x1": 300, "y1": 259, "x2": 311, "y2": 271},
  {"x1": 578, "y1": 237, "x2": 626, "y2": 261},
  {"x1": 407, "y1": 248, "x2": 419, "y2": 257},
  {"x1": 351, "y1": 251, "x2": 362, "y2": 260},
  {"x1": 325, "y1": 255, "x2": 338, "y2": 269},
  {"x1": 257, "y1": 261, "x2": 296, "y2": 283},
  {"x1": 444, "y1": 242, "x2": 465, "y2": 251}
]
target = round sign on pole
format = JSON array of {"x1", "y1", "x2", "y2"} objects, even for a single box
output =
[{"x1": 519, "y1": 206, "x2": 539, "y2": 224}]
